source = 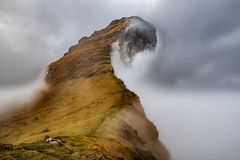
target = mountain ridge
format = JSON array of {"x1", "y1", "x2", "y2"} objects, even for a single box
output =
[{"x1": 0, "y1": 16, "x2": 170, "y2": 160}]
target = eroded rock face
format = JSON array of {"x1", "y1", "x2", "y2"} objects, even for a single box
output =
[{"x1": 0, "y1": 17, "x2": 170, "y2": 160}]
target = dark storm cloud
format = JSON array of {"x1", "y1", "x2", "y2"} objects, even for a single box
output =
[
  {"x1": 0, "y1": 0, "x2": 240, "y2": 88},
  {"x1": 145, "y1": 0, "x2": 240, "y2": 89}
]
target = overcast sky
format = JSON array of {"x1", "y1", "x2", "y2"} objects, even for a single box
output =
[
  {"x1": 1, "y1": 0, "x2": 240, "y2": 88},
  {"x1": 1, "y1": 1, "x2": 240, "y2": 160}
]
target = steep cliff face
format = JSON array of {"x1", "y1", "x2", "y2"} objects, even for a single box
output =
[{"x1": 0, "y1": 17, "x2": 170, "y2": 160}]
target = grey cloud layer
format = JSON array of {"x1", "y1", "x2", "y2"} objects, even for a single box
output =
[
  {"x1": 147, "y1": 0, "x2": 240, "y2": 88},
  {"x1": 0, "y1": 0, "x2": 240, "y2": 88}
]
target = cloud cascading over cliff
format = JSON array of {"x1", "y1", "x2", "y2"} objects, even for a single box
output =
[{"x1": 0, "y1": 17, "x2": 170, "y2": 160}]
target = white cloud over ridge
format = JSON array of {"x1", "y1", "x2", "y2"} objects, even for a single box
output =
[
  {"x1": 111, "y1": 32, "x2": 240, "y2": 160},
  {"x1": 1, "y1": 1, "x2": 240, "y2": 160}
]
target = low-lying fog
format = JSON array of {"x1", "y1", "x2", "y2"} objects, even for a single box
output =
[
  {"x1": 111, "y1": 42, "x2": 240, "y2": 160},
  {"x1": 0, "y1": 69, "x2": 47, "y2": 115},
  {"x1": 1, "y1": 1, "x2": 240, "y2": 160}
]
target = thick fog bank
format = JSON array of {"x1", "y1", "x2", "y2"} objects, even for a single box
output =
[
  {"x1": 141, "y1": 90, "x2": 240, "y2": 160},
  {"x1": 111, "y1": 40, "x2": 240, "y2": 160}
]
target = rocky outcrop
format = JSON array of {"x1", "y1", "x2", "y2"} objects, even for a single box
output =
[{"x1": 0, "y1": 16, "x2": 170, "y2": 160}]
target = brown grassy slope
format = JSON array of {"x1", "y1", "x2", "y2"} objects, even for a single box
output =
[{"x1": 0, "y1": 17, "x2": 170, "y2": 160}]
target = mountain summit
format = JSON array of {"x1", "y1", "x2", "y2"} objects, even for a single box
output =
[{"x1": 0, "y1": 16, "x2": 169, "y2": 160}]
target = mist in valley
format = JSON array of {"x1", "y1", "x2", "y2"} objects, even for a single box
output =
[{"x1": 111, "y1": 38, "x2": 240, "y2": 160}]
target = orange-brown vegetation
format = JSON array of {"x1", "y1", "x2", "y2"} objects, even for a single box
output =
[{"x1": 0, "y1": 17, "x2": 170, "y2": 160}]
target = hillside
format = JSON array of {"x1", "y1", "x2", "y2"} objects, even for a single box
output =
[{"x1": 0, "y1": 16, "x2": 170, "y2": 160}]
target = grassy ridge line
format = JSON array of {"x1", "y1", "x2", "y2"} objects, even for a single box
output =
[{"x1": 0, "y1": 135, "x2": 156, "y2": 160}]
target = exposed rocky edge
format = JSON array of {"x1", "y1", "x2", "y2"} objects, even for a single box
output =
[{"x1": 0, "y1": 16, "x2": 170, "y2": 160}]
